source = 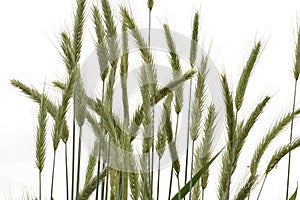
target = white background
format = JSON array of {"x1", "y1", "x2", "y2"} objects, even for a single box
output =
[{"x1": 1, "y1": 0, "x2": 300, "y2": 199}]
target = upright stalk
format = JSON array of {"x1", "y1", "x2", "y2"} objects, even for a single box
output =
[
  {"x1": 184, "y1": 78, "x2": 193, "y2": 194},
  {"x1": 257, "y1": 174, "x2": 268, "y2": 200},
  {"x1": 96, "y1": 81, "x2": 105, "y2": 200},
  {"x1": 39, "y1": 171, "x2": 41, "y2": 200},
  {"x1": 226, "y1": 111, "x2": 238, "y2": 200},
  {"x1": 65, "y1": 143, "x2": 69, "y2": 200},
  {"x1": 75, "y1": 126, "x2": 83, "y2": 200},
  {"x1": 105, "y1": 139, "x2": 111, "y2": 200},
  {"x1": 156, "y1": 158, "x2": 161, "y2": 200},
  {"x1": 71, "y1": 96, "x2": 76, "y2": 200},
  {"x1": 188, "y1": 140, "x2": 195, "y2": 200},
  {"x1": 177, "y1": 175, "x2": 181, "y2": 200},
  {"x1": 168, "y1": 114, "x2": 180, "y2": 200},
  {"x1": 286, "y1": 79, "x2": 298, "y2": 199},
  {"x1": 50, "y1": 149, "x2": 57, "y2": 200}
]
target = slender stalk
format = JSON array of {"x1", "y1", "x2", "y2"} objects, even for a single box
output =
[
  {"x1": 286, "y1": 79, "x2": 298, "y2": 199},
  {"x1": 71, "y1": 96, "x2": 76, "y2": 200},
  {"x1": 177, "y1": 175, "x2": 181, "y2": 200},
  {"x1": 184, "y1": 78, "x2": 193, "y2": 196},
  {"x1": 257, "y1": 174, "x2": 268, "y2": 200},
  {"x1": 202, "y1": 188, "x2": 204, "y2": 200},
  {"x1": 39, "y1": 171, "x2": 41, "y2": 200},
  {"x1": 65, "y1": 143, "x2": 69, "y2": 200},
  {"x1": 156, "y1": 158, "x2": 161, "y2": 200},
  {"x1": 50, "y1": 149, "x2": 57, "y2": 200},
  {"x1": 168, "y1": 114, "x2": 180, "y2": 200},
  {"x1": 105, "y1": 138, "x2": 111, "y2": 200},
  {"x1": 101, "y1": 162, "x2": 105, "y2": 200},
  {"x1": 76, "y1": 126, "x2": 83, "y2": 200},
  {"x1": 188, "y1": 140, "x2": 195, "y2": 200},
  {"x1": 168, "y1": 169, "x2": 174, "y2": 200},
  {"x1": 96, "y1": 81, "x2": 105, "y2": 200},
  {"x1": 226, "y1": 111, "x2": 238, "y2": 200}
]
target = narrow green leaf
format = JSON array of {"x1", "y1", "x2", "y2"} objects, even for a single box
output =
[
  {"x1": 171, "y1": 148, "x2": 223, "y2": 200},
  {"x1": 289, "y1": 184, "x2": 298, "y2": 200}
]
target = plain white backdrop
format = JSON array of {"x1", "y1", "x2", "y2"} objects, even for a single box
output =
[{"x1": 1, "y1": 0, "x2": 300, "y2": 199}]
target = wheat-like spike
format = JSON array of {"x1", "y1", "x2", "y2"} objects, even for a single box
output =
[
  {"x1": 266, "y1": 137, "x2": 300, "y2": 174},
  {"x1": 79, "y1": 168, "x2": 107, "y2": 200},
  {"x1": 201, "y1": 104, "x2": 217, "y2": 190},
  {"x1": 120, "y1": 22, "x2": 130, "y2": 128},
  {"x1": 121, "y1": 7, "x2": 157, "y2": 96},
  {"x1": 218, "y1": 147, "x2": 231, "y2": 199},
  {"x1": 75, "y1": 74, "x2": 87, "y2": 126},
  {"x1": 234, "y1": 96, "x2": 270, "y2": 165},
  {"x1": 101, "y1": 0, "x2": 119, "y2": 63},
  {"x1": 11, "y1": 80, "x2": 58, "y2": 117},
  {"x1": 250, "y1": 108, "x2": 300, "y2": 176},
  {"x1": 92, "y1": 98, "x2": 118, "y2": 144},
  {"x1": 156, "y1": 113, "x2": 167, "y2": 159},
  {"x1": 148, "y1": 0, "x2": 153, "y2": 11},
  {"x1": 35, "y1": 91, "x2": 48, "y2": 172},
  {"x1": 190, "y1": 11, "x2": 200, "y2": 68},
  {"x1": 294, "y1": 26, "x2": 300, "y2": 80},
  {"x1": 60, "y1": 32, "x2": 75, "y2": 72},
  {"x1": 73, "y1": 0, "x2": 86, "y2": 63},
  {"x1": 84, "y1": 140, "x2": 98, "y2": 187},
  {"x1": 169, "y1": 141, "x2": 181, "y2": 176},
  {"x1": 128, "y1": 70, "x2": 195, "y2": 141},
  {"x1": 190, "y1": 61, "x2": 207, "y2": 141},
  {"x1": 192, "y1": 146, "x2": 201, "y2": 200},
  {"x1": 221, "y1": 74, "x2": 236, "y2": 145},
  {"x1": 127, "y1": 143, "x2": 140, "y2": 200},
  {"x1": 92, "y1": 5, "x2": 109, "y2": 81},
  {"x1": 52, "y1": 67, "x2": 79, "y2": 150},
  {"x1": 235, "y1": 42, "x2": 261, "y2": 111},
  {"x1": 163, "y1": 93, "x2": 174, "y2": 142},
  {"x1": 233, "y1": 174, "x2": 258, "y2": 200},
  {"x1": 163, "y1": 23, "x2": 184, "y2": 114}
]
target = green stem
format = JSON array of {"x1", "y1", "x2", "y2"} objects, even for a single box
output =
[
  {"x1": 65, "y1": 143, "x2": 69, "y2": 200},
  {"x1": 184, "y1": 79, "x2": 193, "y2": 199},
  {"x1": 286, "y1": 79, "x2": 298, "y2": 200},
  {"x1": 71, "y1": 95, "x2": 76, "y2": 200},
  {"x1": 157, "y1": 158, "x2": 161, "y2": 200},
  {"x1": 75, "y1": 126, "x2": 83, "y2": 200},
  {"x1": 39, "y1": 170, "x2": 41, "y2": 200},
  {"x1": 105, "y1": 138, "x2": 111, "y2": 200},
  {"x1": 168, "y1": 169, "x2": 174, "y2": 200},
  {"x1": 257, "y1": 174, "x2": 268, "y2": 200},
  {"x1": 202, "y1": 188, "x2": 204, "y2": 200},
  {"x1": 188, "y1": 140, "x2": 195, "y2": 200},
  {"x1": 50, "y1": 149, "x2": 57, "y2": 200},
  {"x1": 177, "y1": 175, "x2": 181, "y2": 200},
  {"x1": 226, "y1": 111, "x2": 238, "y2": 200},
  {"x1": 169, "y1": 114, "x2": 180, "y2": 200},
  {"x1": 96, "y1": 80, "x2": 105, "y2": 200}
]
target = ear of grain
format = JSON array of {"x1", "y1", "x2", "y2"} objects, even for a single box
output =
[
  {"x1": 233, "y1": 96, "x2": 270, "y2": 168},
  {"x1": 235, "y1": 42, "x2": 261, "y2": 111},
  {"x1": 190, "y1": 60, "x2": 207, "y2": 141},
  {"x1": 92, "y1": 5, "x2": 109, "y2": 81},
  {"x1": 200, "y1": 104, "x2": 217, "y2": 190},
  {"x1": 60, "y1": 32, "x2": 75, "y2": 72},
  {"x1": 266, "y1": 137, "x2": 300, "y2": 174},
  {"x1": 35, "y1": 91, "x2": 48, "y2": 172},
  {"x1": 191, "y1": 146, "x2": 201, "y2": 200},
  {"x1": 156, "y1": 114, "x2": 167, "y2": 159},
  {"x1": 190, "y1": 12, "x2": 200, "y2": 68},
  {"x1": 75, "y1": 74, "x2": 87, "y2": 127},
  {"x1": 148, "y1": 0, "x2": 153, "y2": 11},
  {"x1": 294, "y1": 26, "x2": 300, "y2": 80},
  {"x1": 52, "y1": 67, "x2": 79, "y2": 150},
  {"x1": 250, "y1": 109, "x2": 300, "y2": 176},
  {"x1": 73, "y1": 0, "x2": 86, "y2": 63},
  {"x1": 121, "y1": 7, "x2": 157, "y2": 96},
  {"x1": 84, "y1": 140, "x2": 98, "y2": 187},
  {"x1": 163, "y1": 23, "x2": 184, "y2": 114}
]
